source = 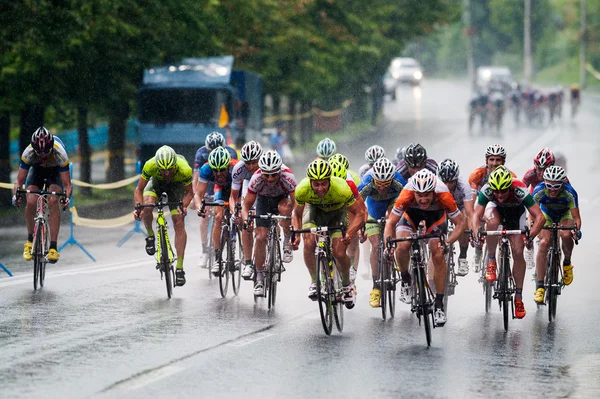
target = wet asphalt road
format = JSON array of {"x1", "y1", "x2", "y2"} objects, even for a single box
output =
[{"x1": 1, "y1": 79, "x2": 599, "y2": 398}]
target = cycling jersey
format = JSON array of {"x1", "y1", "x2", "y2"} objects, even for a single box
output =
[
  {"x1": 248, "y1": 168, "x2": 296, "y2": 197},
  {"x1": 392, "y1": 177, "x2": 459, "y2": 218},
  {"x1": 532, "y1": 182, "x2": 578, "y2": 223},
  {"x1": 469, "y1": 165, "x2": 517, "y2": 196},
  {"x1": 394, "y1": 158, "x2": 438, "y2": 181},
  {"x1": 359, "y1": 170, "x2": 406, "y2": 219},
  {"x1": 141, "y1": 155, "x2": 193, "y2": 186},
  {"x1": 20, "y1": 136, "x2": 69, "y2": 172},
  {"x1": 448, "y1": 175, "x2": 472, "y2": 211},
  {"x1": 476, "y1": 179, "x2": 536, "y2": 209},
  {"x1": 522, "y1": 167, "x2": 541, "y2": 192},
  {"x1": 295, "y1": 176, "x2": 356, "y2": 212},
  {"x1": 193, "y1": 145, "x2": 238, "y2": 171},
  {"x1": 347, "y1": 169, "x2": 360, "y2": 185}
]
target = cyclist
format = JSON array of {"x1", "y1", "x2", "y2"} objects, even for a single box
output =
[
  {"x1": 437, "y1": 159, "x2": 474, "y2": 276},
  {"x1": 193, "y1": 132, "x2": 238, "y2": 268},
  {"x1": 194, "y1": 147, "x2": 239, "y2": 276},
  {"x1": 229, "y1": 141, "x2": 263, "y2": 277},
  {"x1": 383, "y1": 169, "x2": 466, "y2": 326},
  {"x1": 291, "y1": 159, "x2": 366, "y2": 309},
  {"x1": 358, "y1": 158, "x2": 406, "y2": 308},
  {"x1": 470, "y1": 165, "x2": 545, "y2": 319},
  {"x1": 468, "y1": 144, "x2": 516, "y2": 267},
  {"x1": 133, "y1": 146, "x2": 194, "y2": 286},
  {"x1": 570, "y1": 83, "x2": 580, "y2": 110},
  {"x1": 522, "y1": 147, "x2": 556, "y2": 193},
  {"x1": 13, "y1": 127, "x2": 72, "y2": 263},
  {"x1": 241, "y1": 151, "x2": 297, "y2": 295},
  {"x1": 532, "y1": 166, "x2": 581, "y2": 303},
  {"x1": 392, "y1": 147, "x2": 406, "y2": 167},
  {"x1": 358, "y1": 145, "x2": 386, "y2": 179},
  {"x1": 315, "y1": 137, "x2": 336, "y2": 160},
  {"x1": 395, "y1": 143, "x2": 438, "y2": 181}
]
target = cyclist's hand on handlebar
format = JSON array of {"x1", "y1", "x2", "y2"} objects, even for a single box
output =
[
  {"x1": 572, "y1": 229, "x2": 582, "y2": 241},
  {"x1": 178, "y1": 204, "x2": 187, "y2": 217},
  {"x1": 524, "y1": 236, "x2": 533, "y2": 250},
  {"x1": 197, "y1": 209, "x2": 206, "y2": 218},
  {"x1": 291, "y1": 232, "x2": 301, "y2": 250},
  {"x1": 12, "y1": 194, "x2": 22, "y2": 208},
  {"x1": 60, "y1": 196, "x2": 70, "y2": 210},
  {"x1": 133, "y1": 208, "x2": 141, "y2": 220}
]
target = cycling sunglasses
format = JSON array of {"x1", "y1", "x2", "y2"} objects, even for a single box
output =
[
  {"x1": 374, "y1": 179, "x2": 392, "y2": 187},
  {"x1": 545, "y1": 182, "x2": 563, "y2": 190}
]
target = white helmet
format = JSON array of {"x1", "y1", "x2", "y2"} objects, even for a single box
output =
[
  {"x1": 365, "y1": 145, "x2": 386, "y2": 164},
  {"x1": 316, "y1": 138, "x2": 336, "y2": 159},
  {"x1": 205, "y1": 132, "x2": 225, "y2": 150},
  {"x1": 372, "y1": 158, "x2": 395, "y2": 182},
  {"x1": 411, "y1": 169, "x2": 437, "y2": 193},
  {"x1": 543, "y1": 165, "x2": 567, "y2": 182},
  {"x1": 485, "y1": 144, "x2": 506, "y2": 158},
  {"x1": 258, "y1": 150, "x2": 283, "y2": 173},
  {"x1": 240, "y1": 140, "x2": 263, "y2": 162}
]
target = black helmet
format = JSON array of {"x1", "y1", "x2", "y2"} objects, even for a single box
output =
[{"x1": 404, "y1": 143, "x2": 427, "y2": 168}]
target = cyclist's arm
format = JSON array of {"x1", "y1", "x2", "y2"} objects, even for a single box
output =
[
  {"x1": 472, "y1": 203, "x2": 485, "y2": 233},
  {"x1": 193, "y1": 170, "x2": 200, "y2": 193},
  {"x1": 242, "y1": 191, "x2": 257, "y2": 222},
  {"x1": 194, "y1": 181, "x2": 208, "y2": 207},
  {"x1": 527, "y1": 203, "x2": 545, "y2": 240},
  {"x1": 59, "y1": 169, "x2": 73, "y2": 199},
  {"x1": 448, "y1": 211, "x2": 466, "y2": 245},
  {"x1": 346, "y1": 200, "x2": 366, "y2": 238},
  {"x1": 463, "y1": 199, "x2": 475, "y2": 231},
  {"x1": 182, "y1": 183, "x2": 193, "y2": 211},
  {"x1": 13, "y1": 167, "x2": 28, "y2": 194},
  {"x1": 572, "y1": 207, "x2": 581, "y2": 230},
  {"x1": 133, "y1": 177, "x2": 149, "y2": 206},
  {"x1": 229, "y1": 188, "x2": 240, "y2": 215},
  {"x1": 384, "y1": 210, "x2": 401, "y2": 245},
  {"x1": 292, "y1": 203, "x2": 304, "y2": 231}
]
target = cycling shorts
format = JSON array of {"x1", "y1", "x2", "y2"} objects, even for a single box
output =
[
  {"x1": 255, "y1": 194, "x2": 289, "y2": 228},
  {"x1": 25, "y1": 165, "x2": 63, "y2": 190},
  {"x1": 143, "y1": 178, "x2": 185, "y2": 215},
  {"x1": 395, "y1": 208, "x2": 447, "y2": 235},
  {"x1": 302, "y1": 204, "x2": 348, "y2": 239}
]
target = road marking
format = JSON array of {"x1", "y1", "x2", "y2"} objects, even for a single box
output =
[
  {"x1": 227, "y1": 331, "x2": 273, "y2": 347},
  {"x1": 120, "y1": 366, "x2": 184, "y2": 390}
]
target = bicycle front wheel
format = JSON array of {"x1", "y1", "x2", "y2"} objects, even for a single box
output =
[
  {"x1": 32, "y1": 221, "x2": 43, "y2": 290},
  {"x1": 501, "y1": 248, "x2": 510, "y2": 331},
  {"x1": 379, "y1": 246, "x2": 387, "y2": 320},
  {"x1": 39, "y1": 221, "x2": 48, "y2": 288},
  {"x1": 268, "y1": 238, "x2": 281, "y2": 309},
  {"x1": 333, "y1": 263, "x2": 344, "y2": 333},
  {"x1": 388, "y1": 257, "x2": 398, "y2": 318},
  {"x1": 219, "y1": 227, "x2": 231, "y2": 298},
  {"x1": 160, "y1": 230, "x2": 172, "y2": 299},
  {"x1": 416, "y1": 266, "x2": 432, "y2": 347},
  {"x1": 316, "y1": 253, "x2": 333, "y2": 335},
  {"x1": 231, "y1": 230, "x2": 243, "y2": 296},
  {"x1": 547, "y1": 251, "x2": 558, "y2": 322}
]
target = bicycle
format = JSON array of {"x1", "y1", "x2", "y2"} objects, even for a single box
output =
[
  {"x1": 135, "y1": 192, "x2": 181, "y2": 299},
  {"x1": 479, "y1": 225, "x2": 528, "y2": 332},
  {"x1": 248, "y1": 213, "x2": 291, "y2": 309},
  {"x1": 291, "y1": 225, "x2": 346, "y2": 336},
  {"x1": 16, "y1": 188, "x2": 66, "y2": 290},
  {"x1": 199, "y1": 199, "x2": 243, "y2": 297},
  {"x1": 205, "y1": 205, "x2": 216, "y2": 280},
  {"x1": 366, "y1": 218, "x2": 399, "y2": 320},
  {"x1": 540, "y1": 224, "x2": 579, "y2": 322},
  {"x1": 441, "y1": 223, "x2": 461, "y2": 317},
  {"x1": 388, "y1": 221, "x2": 445, "y2": 347}
]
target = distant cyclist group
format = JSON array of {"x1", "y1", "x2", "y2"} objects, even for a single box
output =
[{"x1": 12, "y1": 127, "x2": 582, "y2": 334}]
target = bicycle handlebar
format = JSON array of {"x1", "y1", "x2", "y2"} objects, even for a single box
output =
[
  {"x1": 479, "y1": 228, "x2": 528, "y2": 238},
  {"x1": 197, "y1": 198, "x2": 229, "y2": 217},
  {"x1": 16, "y1": 189, "x2": 66, "y2": 197},
  {"x1": 290, "y1": 225, "x2": 346, "y2": 242},
  {"x1": 543, "y1": 224, "x2": 579, "y2": 245},
  {"x1": 249, "y1": 214, "x2": 291, "y2": 221},
  {"x1": 387, "y1": 232, "x2": 445, "y2": 246}
]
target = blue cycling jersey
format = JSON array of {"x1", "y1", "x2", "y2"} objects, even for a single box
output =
[
  {"x1": 358, "y1": 171, "x2": 406, "y2": 219},
  {"x1": 532, "y1": 182, "x2": 579, "y2": 222},
  {"x1": 193, "y1": 145, "x2": 238, "y2": 171}
]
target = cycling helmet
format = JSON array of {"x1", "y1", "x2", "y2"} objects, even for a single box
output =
[
  {"x1": 240, "y1": 140, "x2": 263, "y2": 162},
  {"x1": 485, "y1": 144, "x2": 506, "y2": 159},
  {"x1": 404, "y1": 143, "x2": 427, "y2": 168},
  {"x1": 330, "y1": 153, "x2": 350, "y2": 169},
  {"x1": 329, "y1": 159, "x2": 347, "y2": 179},
  {"x1": 533, "y1": 147, "x2": 555, "y2": 169},
  {"x1": 207, "y1": 146, "x2": 231, "y2": 171},
  {"x1": 205, "y1": 132, "x2": 225, "y2": 151},
  {"x1": 437, "y1": 159, "x2": 460, "y2": 183},
  {"x1": 31, "y1": 127, "x2": 54, "y2": 155},
  {"x1": 316, "y1": 138, "x2": 336, "y2": 159},
  {"x1": 365, "y1": 145, "x2": 386, "y2": 164},
  {"x1": 372, "y1": 158, "x2": 395, "y2": 182},
  {"x1": 411, "y1": 169, "x2": 436, "y2": 193},
  {"x1": 258, "y1": 150, "x2": 282, "y2": 173},
  {"x1": 395, "y1": 146, "x2": 406, "y2": 162},
  {"x1": 543, "y1": 165, "x2": 567, "y2": 182},
  {"x1": 306, "y1": 159, "x2": 332, "y2": 180},
  {"x1": 155, "y1": 145, "x2": 177, "y2": 170},
  {"x1": 488, "y1": 165, "x2": 512, "y2": 191}
]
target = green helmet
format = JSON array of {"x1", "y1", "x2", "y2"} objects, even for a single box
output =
[
  {"x1": 488, "y1": 165, "x2": 512, "y2": 191},
  {"x1": 330, "y1": 153, "x2": 350, "y2": 170},
  {"x1": 329, "y1": 159, "x2": 347, "y2": 179},
  {"x1": 155, "y1": 145, "x2": 177, "y2": 170},
  {"x1": 208, "y1": 146, "x2": 231, "y2": 171},
  {"x1": 306, "y1": 159, "x2": 332, "y2": 180}
]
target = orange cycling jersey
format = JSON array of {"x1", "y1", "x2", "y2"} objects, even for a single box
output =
[
  {"x1": 468, "y1": 165, "x2": 517, "y2": 196},
  {"x1": 391, "y1": 178, "x2": 460, "y2": 218}
]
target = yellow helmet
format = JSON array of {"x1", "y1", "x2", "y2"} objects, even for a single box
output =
[
  {"x1": 488, "y1": 165, "x2": 513, "y2": 191},
  {"x1": 330, "y1": 153, "x2": 350, "y2": 169},
  {"x1": 571, "y1": 83, "x2": 579, "y2": 90},
  {"x1": 329, "y1": 159, "x2": 347, "y2": 179},
  {"x1": 307, "y1": 159, "x2": 332, "y2": 180},
  {"x1": 155, "y1": 145, "x2": 177, "y2": 170}
]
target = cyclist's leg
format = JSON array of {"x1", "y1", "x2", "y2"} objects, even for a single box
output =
[
  {"x1": 483, "y1": 202, "x2": 500, "y2": 261},
  {"x1": 23, "y1": 165, "x2": 48, "y2": 237},
  {"x1": 45, "y1": 167, "x2": 64, "y2": 243},
  {"x1": 559, "y1": 214, "x2": 576, "y2": 285},
  {"x1": 507, "y1": 209, "x2": 527, "y2": 294},
  {"x1": 212, "y1": 207, "x2": 224, "y2": 250},
  {"x1": 301, "y1": 205, "x2": 318, "y2": 298}
]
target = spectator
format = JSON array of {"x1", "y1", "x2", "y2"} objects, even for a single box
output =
[{"x1": 271, "y1": 120, "x2": 288, "y2": 160}]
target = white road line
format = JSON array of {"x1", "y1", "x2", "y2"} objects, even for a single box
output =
[
  {"x1": 227, "y1": 331, "x2": 274, "y2": 347},
  {"x1": 120, "y1": 366, "x2": 184, "y2": 390}
]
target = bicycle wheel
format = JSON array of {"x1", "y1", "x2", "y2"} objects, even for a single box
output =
[
  {"x1": 160, "y1": 229, "x2": 172, "y2": 299},
  {"x1": 207, "y1": 216, "x2": 215, "y2": 280},
  {"x1": 218, "y1": 227, "x2": 230, "y2": 298},
  {"x1": 39, "y1": 221, "x2": 48, "y2": 288},
  {"x1": 388, "y1": 257, "x2": 398, "y2": 318},
  {"x1": 316, "y1": 253, "x2": 333, "y2": 335},
  {"x1": 501, "y1": 248, "x2": 510, "y2": 331},
  {"x1": 32, "y1": 221, "x2": 42, "y2": 290},
  {"x1": 379, "y1": 246, "x2": 387, "y2": 320},
  {"x1": 269, "y1": 237, "x2": 281, "y2": 309},
  {"x1": 332, "y1": 262, "x2": 344, "y2": 333},
  {"x1": 443, "y1": 249, "x2": 453, "y2": 317},
  {"x1": 416, "y1": 266, "x2": 432, "y2": 347},
  {"x1": 231, "y1": 230, "x2": 243, "y2": 296},
  {"x1": 547, "y1": 251, "x2": 559, "y2": 322}
]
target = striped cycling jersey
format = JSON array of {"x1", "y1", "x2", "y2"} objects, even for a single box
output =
[
  {"x1": 477, "y1": 179, "x2": 536, "y2": 209},
  {"x1": 392, "y1": 176, "x2": 460, "y2": 218},
  {"x1": 532, "y1": 182, "x2": 578, "y2": 221},
  {"x1": 359, "y1": 170, "x2": 406, "y2": 219},
  {"x1": 20, "y1": 136, "x2": 69, "y2": 172}
]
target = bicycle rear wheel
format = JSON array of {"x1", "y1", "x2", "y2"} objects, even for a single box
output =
[
  {"x1": 547, "y1": 251, "x2": 559, "y2": 322},
  {"x1": 231, "y1": 230, "x2": 243, "y2": 296},
  {"x1": 416, "y1": 266, "x2": 432, "y2": 347},
  {"x1": 333, "y1": 263, "x2": 344, "y2": 333},
  {"x1": 388, "y1": 258, "x2": 398, "y2": 318},
  {"x1": 159, "y1": 230, "x2": 173, "y2": 299},
  {"x1": 316, "y1": 253, "x2": 333, "y2": 335},
  {"x1": 218, "y1": 227, "x2": 231, "y2": 298}
]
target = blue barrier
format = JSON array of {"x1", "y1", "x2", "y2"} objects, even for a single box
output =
[
  {"x1": 0, "y1": 263, "x2": 13, "y2": 277},
  {"x1": 117, "y1": 160, "x2": 146, "y2": 247},
  {"x1": 58, "y1": 164, "x2": 96, "y2": 262}
]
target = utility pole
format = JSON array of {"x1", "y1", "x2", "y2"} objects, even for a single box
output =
[
  {"x1": 524, "y1": 0, "x2": 532, "y2": 82},
  {"x1": 463, "y1": 0, "x2": 476, "y2": 91},
  {"x1": 580, "y1": 0, "x2": 587, "y2": 88}
]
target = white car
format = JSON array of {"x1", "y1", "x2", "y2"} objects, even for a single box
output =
[
  {"x1": 476, "y1": 66, "x2": 512, "y2": 91},
  {"x1": 389, "y1": 57, "x2": 423, "y2": 85}
]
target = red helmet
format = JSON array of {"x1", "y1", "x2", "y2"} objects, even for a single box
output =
[
  {"x1": 31, "y1": 127, "x2": 54, "y2": 155},
  {"x1": 534, "y1": 147, "x2": 555, "y2": 169}
]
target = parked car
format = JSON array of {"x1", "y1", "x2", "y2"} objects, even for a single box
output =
[{"x1": 389, "y1": 57, "x2": 423, "y2": 85}]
